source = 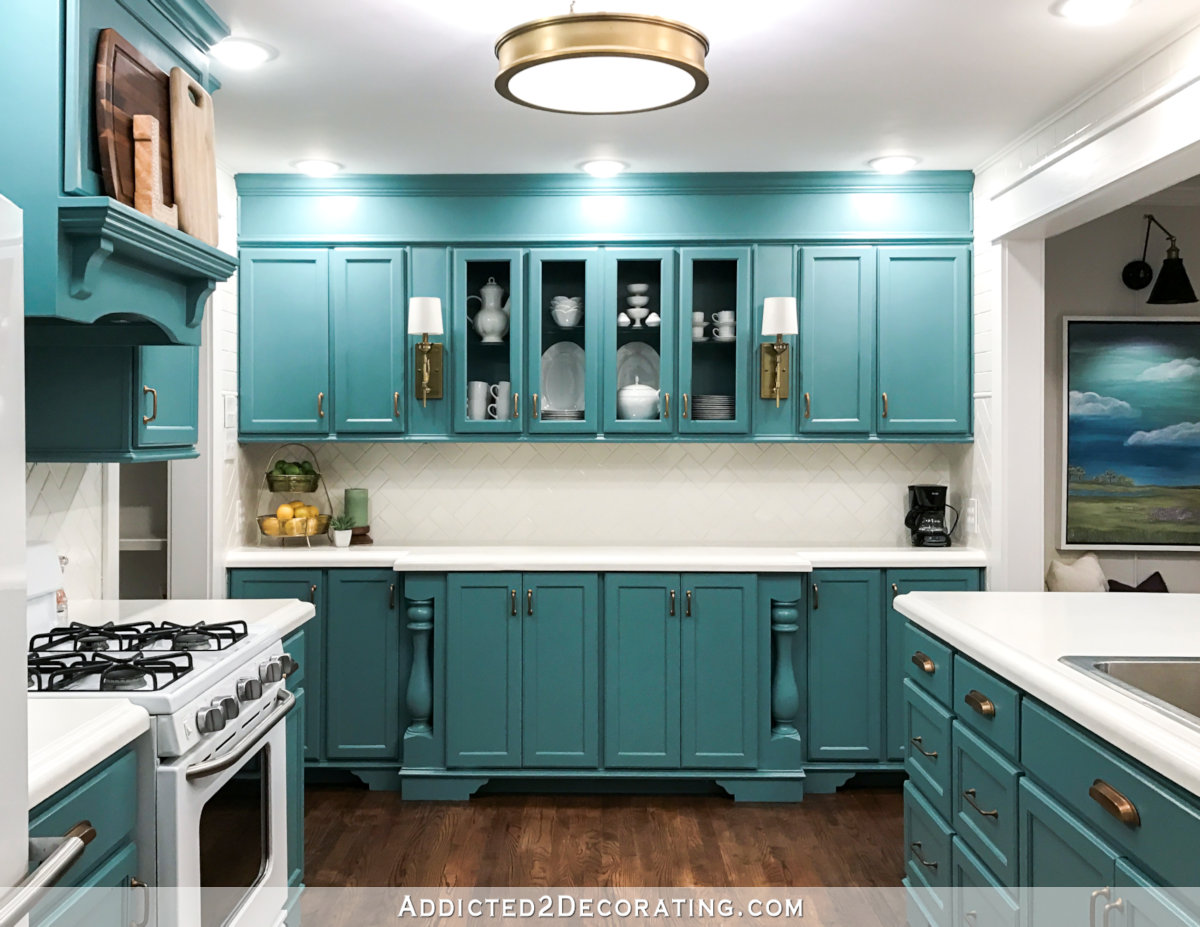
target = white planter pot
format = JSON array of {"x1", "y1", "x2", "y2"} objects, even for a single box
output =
[{"x1": 332, "y1": 529, "x2": 352, "y2": 548}]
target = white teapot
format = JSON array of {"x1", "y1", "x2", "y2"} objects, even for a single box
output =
[
  {"x1": 467, "y1": 276, "x2": 510, "y2": 342},
  {"x1": 616, "y1": 377, "x2": 660, "y2": 420}
]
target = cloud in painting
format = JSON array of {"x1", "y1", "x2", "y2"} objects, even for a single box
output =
[
  {"x1": 1125, "y1": 422, "x2": 1200, "y2": 447},
  {"x1": 1136, "y1": 357, "x2": 1200, "y2": 382},
  {"x1": 1068, "y1": 390, "x2": 1137, "y2": 418}
]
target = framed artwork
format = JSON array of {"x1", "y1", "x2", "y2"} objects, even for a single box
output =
[{"x1": 1063, "y1": 318, "x2": 1200, "y2": 550}]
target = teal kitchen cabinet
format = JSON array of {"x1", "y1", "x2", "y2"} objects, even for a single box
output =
[
  {"x1": 876, "y1": 246, "x2": 971, "y2": 436},
  {"x1": 527, "y1": 249, "x2": 603, "y2": 435},
  {"x1": 1115, "y1": 859, "x2": 1200, "y2": 927},
  {"x1": 453, "y1": 249, "x2": 526, "y2": 434},
  {"x1": 885, "y1": 568, "x2": 981, "y2": 761},
  {"x1": 137, "y1": 345, "x2": 199, "y2": 447},
  {"x1": 331, "y1": 249, "x2": 407, "y2": 434},
  {"x1": 602, "y1": 249, "x2": 678, "y2": 434},
  {"x1": 678, "y1": 247, "x2": 752, "y2": 434},
  {"x1": 239, "y1": 249, "x2": 331, "y2": 435},
  {"x1": 806, "y1": 569, "x2": 883, "y2": 762},
  {"x1": 797, "y1": 246, "x2": 876, "y2": 435}
]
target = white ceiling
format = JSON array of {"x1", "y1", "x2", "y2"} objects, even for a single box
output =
[{"x1": 206, "y1": 0, "x2": 1200, "y2": 175}]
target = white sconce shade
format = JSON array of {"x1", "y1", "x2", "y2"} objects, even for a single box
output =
[
  {"x1": 408, "y1": 297, "x2": 444, "y2": 335},
  {"x1": 762, "y1": 297, "x2": 798, "y2": 336}
]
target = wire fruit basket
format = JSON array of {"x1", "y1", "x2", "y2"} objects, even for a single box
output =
[{"x1": 256, "y1": 444, "x2": 334, "y2": 547}]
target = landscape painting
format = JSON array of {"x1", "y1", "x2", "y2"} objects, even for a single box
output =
[{"x1": 1065, "y1": 319, "x2": 1200, "y2": 549}]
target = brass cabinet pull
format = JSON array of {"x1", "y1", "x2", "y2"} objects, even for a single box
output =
[
  {"x1": 393, "y1": 391, "x2": 400, "y2": 418},
  {"x1": 683, "y1": 393, "x2": 689, "y2": 418},
  {"x1": 685, "y1": 590, "x2": 692, "y2": 617},
  {"x1": 1089, "y1": 779, "x2": 1141, "y2": 827},
  {"x1": 388, "y1": 583, "x2": 395, "y2": 610},
  {"x1": 527, "y1": 589, "x2": 534, "y2": 615},
  {"x1": 664, "y1": 392, "x2": 670, "y2": 418},
  {"x1": 882, "y1": 392, "x2": 889, "y2": 418},
  {"x1": 532, "y1": 393, "x2": 539, "y2": 418},
  {"x1": 812, "y1": 582, "x2": 819, "y2": 610},
  {"x1": 513, "y1": 393, "x2": 520, "y2": 419},
  {"x1": 964, "y1": 689, "x2": 996, "y2": 718},
  {"x1": 963, "y1": 788, "x2": 999, "y2": 818},
  {"x1": 142, "y1": 386, "x2": 158, "y2": 424},
  {"x1": 511, "y1": 589, "x2": 517, "y2": 616},
  {"x1": 670, "y1": 589, "x2": 676, "y2": 616},
  {"x1": 912, "y1": 651, "x2": 936, "y2": 675},
  {"x1": 309, "y1": 584, "x2": 317, "y2": 603},
  {"x1": 1102, "y1": 899, "x2": 1124, "y2": 927},
  {"x1": 910, "y1": 736, "x2": 937, "y2": 759},
  {"x1": 909, "y1": 842, "x2": 937, "y2": 871},
  {"x1": 318, "y1": 392, "x2": 325, "y2": 418},
  {"x1": 1090, "y1": 888, "x2": 1112, "y2": 927},
  {"x1": 892, "y1": 582, "x2": 900, "y2": 599},
  {"x1": 804, "y1": 392, "x2": 811, "y2": 418}
]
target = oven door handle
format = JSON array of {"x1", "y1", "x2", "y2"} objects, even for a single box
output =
[
  {"x1": 0, "y1": 822, "x2": 96, "y2": 927},
  {"x1": 185, "y1": 689, "x2": 295, "y2": 781}
]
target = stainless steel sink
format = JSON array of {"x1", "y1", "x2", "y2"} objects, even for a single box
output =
[{"x1": 1060, "y1": 657, "x2": 1200, "y2": 732}]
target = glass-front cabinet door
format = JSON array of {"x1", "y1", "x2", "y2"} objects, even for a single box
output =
[
  {"x1": 677, "y1": 247, "x2": 752, "y2": 434},
  {"x1": 602, "y1": 248, "x2": 677, "y2": 434},
  {"x1": 453, "y1": 249, "x2": 525, "y2": 434},
  {"x1": 527, "y1": 249, "x2": 603, "y2": 435}
]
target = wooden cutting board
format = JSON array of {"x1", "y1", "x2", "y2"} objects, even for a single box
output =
[
  {"x1": 95, "y1": 29, "x2": 173, "y2": 208},
  {"x1": 169, "y1": 68, "x2": 219, "y2": 246}
]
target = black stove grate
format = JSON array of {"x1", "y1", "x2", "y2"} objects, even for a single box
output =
[{"x1": 27, "y1": 650, "x2": 195, "y2": 692}]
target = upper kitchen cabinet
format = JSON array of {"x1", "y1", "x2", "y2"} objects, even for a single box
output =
[
  {"x1": 453, "y1": 249, "x2": 526, "y2": 434},
  {"x1": 678, "y1": 248, "x2": 752, "y2": 435},
  {"x1": 876, "y1": 246, "x2": 972, "y2": 436}
]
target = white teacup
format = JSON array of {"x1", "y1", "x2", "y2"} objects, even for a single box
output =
[
  {"x1": 711, "y1": 311, "x2": 735, "y2": 324},
  {"x1": 692, "y1": 311, "x2": 705, "y2": 324},
  {"x1": 713, "y1": 326, "x2": 735, "y2": 339},
  {"x1": 692, "y1": 326, "x2": 707, "y2": 340}
]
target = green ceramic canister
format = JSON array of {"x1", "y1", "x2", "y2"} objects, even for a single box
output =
[{"x1": 344, "y1": 488, "x2": 369, "y2": 527}]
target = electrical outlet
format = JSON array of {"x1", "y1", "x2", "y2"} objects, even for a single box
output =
[{"x1": 965, "y1": 498, "x2": 979, "y2": 536}]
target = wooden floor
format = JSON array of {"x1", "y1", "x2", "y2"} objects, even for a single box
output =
[{"x1": 304, "y1": 783, "x2": 904, "y2": 888}]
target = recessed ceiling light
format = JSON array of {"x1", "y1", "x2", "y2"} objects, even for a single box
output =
[
  {"x1": 292, "y1": 159, "x2": 342, "y2": 177},
  {"x1": 1053, "y1": 0, "x2": 1133, "y2": 24},
  {"x1": 869, "y1": 155, "x2": 920, "y2": 174},
  {"x1": 210, "y1": 37, "x2": 277, "y2": 70},
  {"x1": 580, "y1": 159, "x2": 627, "y2": 178}
]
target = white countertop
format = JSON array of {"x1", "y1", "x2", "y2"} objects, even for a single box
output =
[
  {"x1": 225, "y1": 545, "x2": 988, "y2": 572},
  {"x1": 68, "y1": 597, "x2": 315, "y2": 640},
  {"x1": 28, "y1": 699, "x2": 149, "y2": 808},
  {"x1": 895, "y1": 591, "x2": 1200, "y2": 798}
]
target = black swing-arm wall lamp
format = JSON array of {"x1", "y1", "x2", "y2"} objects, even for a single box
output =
[{"x1": 1122, "y1": 213, "x2": 1198, "y2": 304}]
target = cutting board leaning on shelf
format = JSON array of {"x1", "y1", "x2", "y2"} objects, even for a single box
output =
[{"x1": 169, "y1": 67, "x2": 219, "y2": 246}]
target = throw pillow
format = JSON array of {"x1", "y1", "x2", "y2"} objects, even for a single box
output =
[
  {"x1": 1108, "y1": 572, "x2": 1169, "y2": 593},
  {"x1": 1045, "y1": 553, "x2": 1108, "y2": 592}
]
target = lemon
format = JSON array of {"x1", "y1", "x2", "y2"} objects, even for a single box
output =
[
  {"x1": 289, "y1": 499, "x2": 304, "y2": 509},
  {"x1": 285, "y1": 517, "x2": 306, "y2": 536},
  {"x1": 261, "y1": 516, "x2": 280, "y2": 536},
  {"x1": 276, "y1": 503, "x2": 294, "y2": 522}
]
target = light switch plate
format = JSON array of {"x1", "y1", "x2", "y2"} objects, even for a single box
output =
[{"x1": 223, "y1": 393, "x2": 238, "y2": 429}]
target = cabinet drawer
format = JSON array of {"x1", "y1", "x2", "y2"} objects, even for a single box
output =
[
  {"x1": 905, "y1": 781, "x2": 953, "y2": 927},
  {"x1": 29, "y1": 748, "x2": 138, "y2": 886},
  {"x1": 953, "y1": 655, "x2": 1019, "y2": 758},
  {"x1": 905, "y1": 679, "x2": 954, "y2": 820},
  {"x1": 952, "y1": 720, "x2": 1020, "y2": 885},
  {"x1": 905, "y1": 623, "x2": 953, "y2": 707},
  {"x1": 952, "y1": 837, "x2": 1018, "y2": 927},
  {"x1": 282, "y1": 627, "x2": 307, "y2": 692},
  {"x1": 31, "y1": 840, "x2": 139, "y2": 927},
  {"x1": 1021, "y1": 699, "x2": 1200, "y2": 888}
]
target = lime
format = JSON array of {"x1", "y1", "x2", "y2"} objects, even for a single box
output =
[{"x1": 283, "y1": 463, "x2": 302, "y2": 475}]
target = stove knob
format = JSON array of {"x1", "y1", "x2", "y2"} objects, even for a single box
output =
[
  {"x1": 196, "y1": 706, "x2": 226, "y2": 735},
  {"x1": 212, "y1": 695, "x2": 240, "y2": 721},
  {"x1": 279, "y1": 654, "x2": 300, "y2": 678},
  {"x1": 236, "y1": 677, "x2": 263, "y2": 702},
  {"x1": 258, "y1": 659, "x2": 283, "y2": 684}
]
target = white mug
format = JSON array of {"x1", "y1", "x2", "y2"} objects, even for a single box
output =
[
  {"x1": 490, "y1": 381, "x2": 512, "y2": 419},
  {"x1": 713, "y1": 325, "x2": 735, "y2": 338},
  {"x1": 692, "y1": 326, "x2": 707, "y2": 340},
  {"x1": 467, "y1": 380, "x2": 489, "y2": 420},
  {"x1": 711, "y1": 311, "x2": 735, "y2": 324},
  {"x1": 692, "y1": 311, "x2": 705, "y2": 323}
]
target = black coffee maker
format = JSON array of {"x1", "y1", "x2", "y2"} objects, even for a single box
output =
[{"x1": 905, "y1": 485, "x2": 958, "y2": 547}]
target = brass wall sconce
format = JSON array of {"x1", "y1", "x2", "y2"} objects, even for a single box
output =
[
  {"x1": 760, "y1": 297, "x2": 798, "y2": 407},
  {"x1": 407, "y1": 297, "x2": 444, "y2": 407},
  {"x1": 1122, "y1": 214, "x2": 1198, "y2": 304}
]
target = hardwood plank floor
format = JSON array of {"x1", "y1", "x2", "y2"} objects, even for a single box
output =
[{"x1": 304, "y1": 784, "x2": 904, "y2": 888}]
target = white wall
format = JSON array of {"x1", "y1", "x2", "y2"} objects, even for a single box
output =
[
  {"x1": 1044, "y1": 202, "x2": 1200, "y2": 592},
  {"x1": 25, "y1": 462, "x2": 103, "y2": 599}
]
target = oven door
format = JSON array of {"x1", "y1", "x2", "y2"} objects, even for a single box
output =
[{"x1": 155, "y1": 689, "x2": 293, "y2": 927}]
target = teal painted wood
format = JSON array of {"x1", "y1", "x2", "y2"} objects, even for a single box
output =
[
  {"x1": 602, "y1": 249, "x2": 678, "y2": 434},
  {"x1": 452, "y1": 249, "x2": 526, "y2": 433},
  {"x1": 806, "y1": 569, "x2": 883, "y2": 762},
  {"x1": 136, "y1": 345, "x2": 199, "y2": 446},
  {"x1": 769, "y1": 598, "x2": 802, "y2": 739},
  {"x1": 751, "y1": 245, "x2": 799, "y2": 437},
  {"x1": 678, "y1": 247, "x2": 752, "y2": 434},
  {"x1": 404, "y1": 595, "x2": 434, "y2": 736},
  {"x1": 904, "y1": 679, "x2": 955, "y2": 821},
  {"x1": 30, "y1": 840, "x2": 139, "y2": 927},
  {"x1": 1018, "y1": 778, "x2": 1118, "y2": 895},
  {"x1": 521, "y1": 572, "x2": 600, "y2": 767},
  {"x1": 406, "y1": 247, "x2": 453, "y2": 437},
  {"x1": 951, "y1": 720, "x2": 1021, "y2": 885},
  {"x1": 445, "y1": 573, "x2": 522, "y2": 767},
  {"x1": 758, "y1": 575, "x2": 805, "y2": 771},
  {"x1": 527, "y1": 249, "x2": 603, "y2": 434},
  {"x1": 1116, "y1": 860, "x2": 1200, "y2": 927},
  {"x1": 885, "y1": 569, "x2": 980, "y2": 760},
  {"x1": 876, "y1": 246, "x2": 972, "y2": 435},
  {"x1": 325, "y1": 570, "x2": 402, "y2": 760},
  {"x1": 904, "y1": 621, "x2": 955, "y2": 706},
  {"x1": 238, "y1": 249, "x2": 331, "y2": 434},
  {"x1": 282, "y1": 626, "x2": 306, "y2": 692},
  {"x1": 953, "y1": 655, "x2": 1020, "y2": 758},
  {"x1": 680, "y1": 573, "x2": 757, "y2": 768},
  {"x1": 951, "y1": 838, "x2": 1019, "y2": 927},
  {"x1": 798, "y1": 246, "x2": 876, "y2": 434},
  {"x1": 330, "y1": 249, "x2": 407, "y2": 434},
  {"x1": 229, "y1": 569, "x2": 324, "y2": 762},
  {"x1": 286, "y1": 685, "x2": 306, "y2": 888},
  {"x1": 603, "y1": 573, "x2": 681, "y2": 768},
  {"x1": 401, "y1": 573, "x2": 446, "y2": 770},
  {"x1": 904, "y1": 780, "x2": 953, "y2": 923}
]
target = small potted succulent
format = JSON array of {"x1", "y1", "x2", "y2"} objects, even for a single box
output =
[{"x1": 329, "y1": 513, "x2": 355, "y2": 548}]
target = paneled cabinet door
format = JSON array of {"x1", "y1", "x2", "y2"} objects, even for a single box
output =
[
  {"x1": 331, "y1": 249, "x2": 407, "y2": 434},
  {"x1": 797, "y1": 246, "x2": 875, "y2": 434},
  {"x1": 238, "y1": 249, "x2": 331, "y2": 434},
  {"x1": 136, "y1": 344, "x2": 199, "y2": 447},
  {"x1": 876, "y1": 246, "x2": 971, "y2": 435},
  {"x1": 681, "y1": 574, "x2": 757, "y2": 768},
  {"x1": 602, "y1": 249, "x2": 677, "y2": 434},
  {"x1": 521, "y1": 573, "x2": 600, "y2": 767},
  {"x1": 678, "y1": 247, "x2": 752, "y2": 434},
  {"x1": 885, "y1": 569, "x2": 981, "y2": 761},
  {"x1": 446, "y1": 573, "x2": 522, "y2": 767},
  {"x1": 604, "y1": 574, "x2": 681, "y2": 767},
  {"x1": 1114, "y1": 859, "x2": 1200, "y2": 927},
  {"x1": 453, "y1": 249, "x2": 525, "y2": 434},
  {"x1": 527, "y1": 249, "x2": 603, "y2": 435},
  {"x1": 806, "y1": 569, "x2": 883, "y2": 761},
  {"x1": 325, "y1": 570, "x2": 402, "y2": 760}
]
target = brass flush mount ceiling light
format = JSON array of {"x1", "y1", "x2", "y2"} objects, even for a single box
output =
[{"x1": 494, "y1": 10, "x2": 710, "y2": 115}]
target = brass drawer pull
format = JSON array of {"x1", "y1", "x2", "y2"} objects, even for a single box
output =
[
  {"x1": 511, "y1": 589, "x2": 517, "y2": 616},
  {"x1": 670, "y1": 589, "x2": 676, "y2": 616},
  {"x1": 142, "y1": 385, "x2": 158, "y2": 424},
  {"x1": 804, "y1": 392, "x2": 811, "y2": 418},
  {"x1": 393, "y1": 391, "x2": 400, "y2": 418},
  {"x1": 964, "y1": 689, "x2": 996, "y2": 718},
  {"x1": 527, "y1": 589, "x2": 534, "y2": 615},
  {"x1": 910, "y1": 736, "x2": 937, "y2": 759},
  {"x1": 882, "y1": 392, "x2": 889, "y2": 418},
  {"x1": 685, "y1": 590, "x2": 692, "y2": 617},
  {"x1": 1089, "y1": 779, "x2": 1141, "y2": 827},
  {"x1": 963, "y1": 788, "x2": 999, "y2": 819},
  {"x1": 909, "y1": 842, "x2": 937, "y2": 871},
  {"x1": 911, "y1": 651, "x2": 936, "y2": 675}
]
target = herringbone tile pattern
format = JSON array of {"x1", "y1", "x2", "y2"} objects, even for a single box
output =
[{"x1": 25, "y1": 462, "x2": 103, "y2": 599}]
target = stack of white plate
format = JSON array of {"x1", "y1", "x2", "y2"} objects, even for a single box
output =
[
  {"x1": 541, "y1": 409, "x2": 585, "y2": 421},
  {"x1": 691, "y1": 394, "x2": 735, "y2": 420}
]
